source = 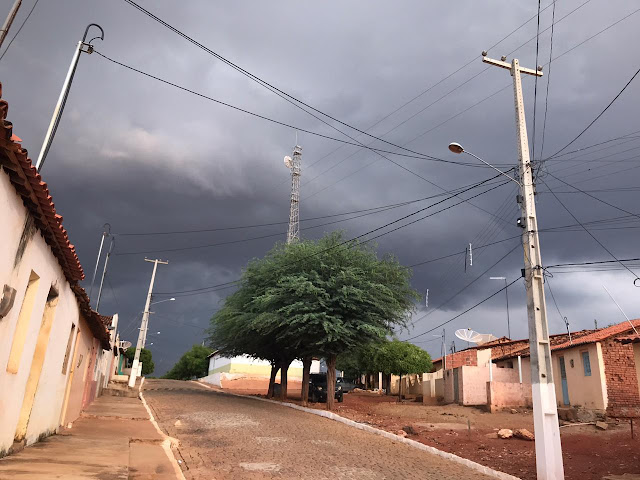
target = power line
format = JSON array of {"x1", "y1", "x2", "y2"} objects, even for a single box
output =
[
  {"x1": 0, "y1": 0, "x2": 40, "y2": 63},
  {"x1": 542, "y1": 181, "x2": 640, "y2": 281},
  {"x1": 547, "y1": 63, "x2": 640, "y2": 158},
  {"x1": 112, "y1": 178, "x2": 506, "y2": 237},
  {"x1": 545, "y1": 277, "x2": 566, "y2": 328},
  {"x1": 94, "y1": 51, "x2": 485, "y2": 170},
  {"x1": 121, "y1": 0, "x2": 473, "y2": 166},
  {"x1": 544, "y1": 172, "x2": 640, "y2": 222},
  {"x1": 154, "y1": 174, "x2": 508, "y2": 296},
  {"x1": 411, "y1": 242, "x2": 521, "y2": 327},
  {"x1": 406, "y1": 277, "x2": 520, "y2": 342},
  {"x1": 544, "y1": 130, "x2": 640, "y2": 160},
  {"x1": 301, "y1": 0, "x2": 591, "y2": 195},
  {"x1": 538, "y1": 0, "x2": 557, "y2": 164},
  {"x1": 530, "y1": 0, "x2": 543, "y2": 164},
  {"x1": 113, "y1": 177, "x2": 507, "y2": 256}
]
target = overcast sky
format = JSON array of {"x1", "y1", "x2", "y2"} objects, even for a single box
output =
[{"x1": 1, "y1": 0, "x2": 639, "y2": 375}]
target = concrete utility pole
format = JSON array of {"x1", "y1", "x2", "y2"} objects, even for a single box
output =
[
  {"x1": 89, "y1": 223, "x2": 110, "y2": 303},
  {"x1": 0, "y1": 0, "x2": 21, "y2": 50},
  {"x1": 36, "y1": 23, "x2": 103, "y2": 172},
  {"x1": 483, "y1": 53, "x2": 564, "y2": 479},
  {"x1": 95, "y1": 236, "x2": 115, "y2": 312},
  {"x1": 128, "y1": 258, "x2": 168, "y2": 388},
  {"x1": 284, "y1": 144, "x2": 302, "y2": 244}
]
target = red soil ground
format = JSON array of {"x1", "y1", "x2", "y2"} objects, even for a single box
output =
[{"x1": 220, "y1": 385, "x2": 640, "y2": 480}]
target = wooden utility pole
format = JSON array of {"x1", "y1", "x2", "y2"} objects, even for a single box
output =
[{"x1": 483, "y1": 53, "x2": 564, "y2": 479}]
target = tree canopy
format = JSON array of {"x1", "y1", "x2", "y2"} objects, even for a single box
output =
[
  {"x1": 162, "y1": 345, "x2": 212, "y2": 380},
  {"x1": 125, "y1": 347, "x2": 154, "y2": 375},
  {"x1": 208, "y1": 232, "x2": 419, "y2": 408},
  {"x1": 336, "y1": 339, "x2": 432, "y2": 380},
  {"x1": 373, "y1": 339, "x2": 432, "y2": 376}
]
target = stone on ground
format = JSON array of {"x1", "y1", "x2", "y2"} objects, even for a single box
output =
[
  {"x1": 595, "y1": 421, "x2": 608, "y2": 430},
  {"x1": 513, "y1": 428, "x2": 534, "y2": 441},
  {"x1": 497, "y1": 428, "x2": 513, "y2": 439}
]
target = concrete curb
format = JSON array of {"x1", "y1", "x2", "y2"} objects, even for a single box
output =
[
  {"x1": 194, "y1": 381, "x2": 520, "y2": 480},
  {"x1": 139, "y1": 378, "x2": 187, "y2": 480}
]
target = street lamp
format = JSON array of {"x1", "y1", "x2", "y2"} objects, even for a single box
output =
[
  {"x1": 150, "y1": 297, "x2": 175, "y2": 306},
  {"x1": 490, "y1": 277, "x2": 510, "y2": 338},
  {"x1": 448, "y1": 142, "x2": 521, "y2": 186}
]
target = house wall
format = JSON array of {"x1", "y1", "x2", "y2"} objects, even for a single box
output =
[
  {"x1": 551, "y1": 343, "x2": 607, "y2": 410},
  {"x1": 487, "y1": 381, "x2": 533, "y2": 412},
  {"x1": 60, "y1": 315, "x2": 95, "y2": 426},
  {"x1": 601, "y1": 338, "x2": 640, "y2": 417},
  {"x1": 389, "y1": 373, "x2": 423, "y2": 396},
  {"x1": 207, "y1": 355, "x2": 319, "y2": 381},
  {"x1": 459, "y1": 365, "x2": 519, "y2": 406},
  {"x1": 0, "y1": 171, "x2": 92, "y2": 452},
  {"x1": 423, "y1": 370, "x2": 443, "y2": 403}
]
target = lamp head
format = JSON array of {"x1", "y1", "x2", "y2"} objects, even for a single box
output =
[{"x1": 448, "y1": 142, "x2": 464, "y2": 154}]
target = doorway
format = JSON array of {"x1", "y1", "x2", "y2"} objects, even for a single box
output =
[
  {"x1": 558, "y1": 356, "x2": 570, "y2": 406},
  {"x1": 14, "y1": 287, "x2": 59, "y2": 442}
]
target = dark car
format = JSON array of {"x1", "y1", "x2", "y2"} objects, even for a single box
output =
[
  {"x1": 336, "y1": 377, "x2": 356, "y2": 393},
  {"x1": 309, "y1": 373, "x2": 343, "y2": 403}
]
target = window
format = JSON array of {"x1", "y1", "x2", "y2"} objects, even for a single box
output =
[
  {"x1": 582, "y1": 351, "x2": 591, "y2": 376},
  {"x1": 6, "y1": 272, "x2": 40, "y2": 374}
]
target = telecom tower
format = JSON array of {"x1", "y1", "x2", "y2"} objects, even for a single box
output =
[{"x1": 284, "y1": 144, "x2": 302, "y2": 244}]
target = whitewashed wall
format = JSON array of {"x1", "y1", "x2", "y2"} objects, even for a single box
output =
[{"x1": 0, "y1": 171, "x2": 82, "y2": 451}]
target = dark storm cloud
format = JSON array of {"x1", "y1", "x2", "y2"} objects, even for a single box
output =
[{"x1": 1, "y1": 0, "x2": 639, "y2": 372}]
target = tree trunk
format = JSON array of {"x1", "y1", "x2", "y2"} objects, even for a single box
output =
[
  {"x1": 267, "y1": 362, "x2": 279, "y2": 398},
  {"x1": 398, "y1": 373, "x2": 402, "y2": 402},
  {"x1": 301, "y1": 356, "x2": 312, "y2": 406},
  {"x1": 279, "y1": 358, "x2": 292, "y2": 401},
  {"x1": 326, "y1": 354, "x2": 337, "y2": 410}
]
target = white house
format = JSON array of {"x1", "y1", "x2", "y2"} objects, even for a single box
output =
[
  {"x1": 202, "y1": 353, "x2": 321, "y2": 391},
  {"x1": 0, "y1": 83, "x2": 113, "y2": 455}
]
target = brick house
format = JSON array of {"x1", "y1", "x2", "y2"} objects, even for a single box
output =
[{"x1": 493, "y1": 319, "x2": 640, "y2": 414}]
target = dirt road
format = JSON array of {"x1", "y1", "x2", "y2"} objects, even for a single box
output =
[{"x1": 142, "y1": 379, "x2": 499, "y2": 480}]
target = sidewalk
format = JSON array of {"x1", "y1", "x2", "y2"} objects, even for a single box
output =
[{"x1": 0, "y1": 394, "x2": 178, "y2": 479}]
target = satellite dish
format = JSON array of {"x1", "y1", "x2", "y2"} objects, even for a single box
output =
[
  {"x1": 474, "y1": 333, "x2": 498, "y2": 345},
  {"x1": 455, "y1": 328, "x2": 482, "y2": 343},
  {"x1": 284, "y1": 155, "x2": 292, "y2": 169},
  {"x1": 120, "y1": 340, "x2": 132, "y2": 349}
]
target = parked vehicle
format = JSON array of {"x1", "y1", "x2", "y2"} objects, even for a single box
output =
[
  {"x1": 309, "y1": 373, "x2": 343, "y2": 403},
  {"x1": 336, "y1": 377, "x2": 356, "y2": 393}
]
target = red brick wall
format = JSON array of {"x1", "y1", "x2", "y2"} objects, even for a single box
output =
[
  {"x1": 446, "y1": 350, "x2": 478, "y2": 369},
  {"x1": 602, "y1": 339, "x2": 640, "y2": 417}
]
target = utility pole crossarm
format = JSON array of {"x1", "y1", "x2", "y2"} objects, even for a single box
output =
[
  {"x1": 145, "y1": 258, "x2": 169, "y2": 265},
  {"x1": 482, "y1": 56, "x2": 543, "y2": 77}
]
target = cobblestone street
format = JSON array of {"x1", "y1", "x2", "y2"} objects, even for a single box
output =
[{"x1": 143, "y1": 379, "x2": 498, "y2": 480}]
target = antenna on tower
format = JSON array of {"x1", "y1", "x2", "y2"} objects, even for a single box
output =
[{"x1": 285, "y1": 143, "x2": 302, "y2": 244}]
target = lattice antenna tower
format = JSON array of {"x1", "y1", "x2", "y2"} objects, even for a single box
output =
[{"x1": 284, "y1": 144, "x2": 302, "y2": 244}]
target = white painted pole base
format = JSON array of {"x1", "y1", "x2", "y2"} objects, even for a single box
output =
[
  {"x1": 531, "y1": 382, "x2": 565, "y2": 479},
  {"x1": 128, "y1": 358, "x2": 139, "y2": 388}
]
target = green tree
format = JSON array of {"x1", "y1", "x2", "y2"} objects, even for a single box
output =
[
  {"x1": 125, "y1": 348, "x2": 154, "y2": 375},
  {"x1": 209, "y1": 232, "x2": 419, "y2": 409},
  {"x1": 373, "y1": 339, "x2": 432, "y2": 399},
  {"x1": 163, "y1": 345, "x2": 212, "y2": 380},
  {"x1": 336, "y1": 342, "x2": 380, "y2": 382}
]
